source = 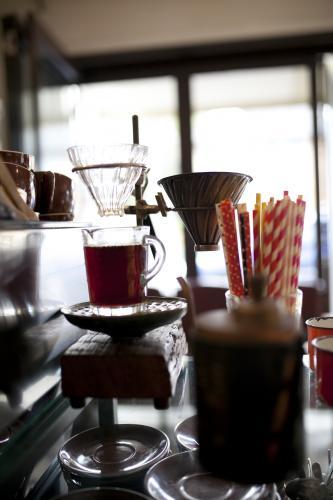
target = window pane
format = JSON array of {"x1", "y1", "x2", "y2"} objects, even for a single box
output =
[
  {"x1": 191, "y1": 66, "x2": 316, "y2": 285},
  {"x1": 38, "y1": 77, "x2": 185, "y2": 294}
]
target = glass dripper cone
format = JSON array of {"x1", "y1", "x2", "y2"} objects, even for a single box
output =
[{"x1": 68, "y1": 144, "x2": 147, "y2": 216}]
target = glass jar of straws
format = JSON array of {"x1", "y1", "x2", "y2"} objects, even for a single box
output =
[
  {"x1": 225, "y1": 287, "x2": 303, "y2": 325},
  {"x1": 216, "y1": 192, "x2": 306, "y2": 325}
]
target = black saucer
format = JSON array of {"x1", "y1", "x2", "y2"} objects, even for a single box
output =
[{"x1": 61, "y1": 296, "x2": 187, "y2": 337}]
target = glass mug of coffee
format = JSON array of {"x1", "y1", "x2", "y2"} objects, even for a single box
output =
[{"x1": 82, "y1": 226, "x2": 165, "y2": 313}]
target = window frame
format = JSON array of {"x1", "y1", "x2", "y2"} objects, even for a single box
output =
[
  {"x1": 4, "y1": 21, "x2": 333, "y2": 282},
  {"x1": 70, "y1": 32, "x2": 333, "y2": 282}
]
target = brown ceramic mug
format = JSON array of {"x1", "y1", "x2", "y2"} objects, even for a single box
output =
[
  {"x1": 34, "y1": 171, "x2": 74, "y2": 219},
  {"x1": 4, "y1": 162, "x2": 36, "y2": 209},
  {"x1": 0, "y1": 150, "x2": 34, "y2": 170}
]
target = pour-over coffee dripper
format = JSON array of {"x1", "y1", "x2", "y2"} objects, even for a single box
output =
[
  {"x1": 69, "y1": 144, "x2": 252, "y2": 250},
  {"x1": 68, "y1": 137, "x2": 252, "y2": 251},
  {"x1": 158, "y1": 172, "x2": 252, "y2": 250},
  {"x1": 68, "y1": 144, "x2": 147, "y2": 217}
]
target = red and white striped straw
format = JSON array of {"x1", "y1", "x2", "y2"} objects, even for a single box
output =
[
  {"x1": 272, "y1": 194, "x2": 290, "y2": 297},
  {"x1": 216, "y1": 200, "x2": 244, "y2": 297},
  {"x1": 282, "y1": 200, "x2": 296, "y2": 297},
  {"x1": 243, "y1": 210, "x2": 253, "y2": 291},
  {"x1": 268, "y1": 197, "x2": 289, "y2": 297},
  {"x1": 262, "y1": 199, "x2": 275, "y2": 279},
  {"x1": 290, "y1": 197, "x2": 306, "y2": 294},
  {"x1": 267, "y1": 199, "x2": 281, "y2": 295}
]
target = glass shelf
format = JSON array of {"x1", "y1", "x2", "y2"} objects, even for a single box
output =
[{"x1": 4, "y1": 355, "x2": 332, "y2": 499}]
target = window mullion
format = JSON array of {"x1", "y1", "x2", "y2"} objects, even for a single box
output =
[{"x1": 177, "y1": 73, "x2": 196, "y2": 278}]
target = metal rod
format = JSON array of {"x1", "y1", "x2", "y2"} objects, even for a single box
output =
[
  {"x1": 132, "y1": 114, "x2": 139, "y2": 144},
  {"x1": 132, "y1": 114, "x2": 144, "y2": 225},
  {"x1": 177, "y1": 73, "x2": 196, "y2": 277},
  {"x1": 98, "y1": 398, "x2": 118, "y2": 428},
  {"x1": 170, "y1": 206, "x2": 215, "y2": 211}
]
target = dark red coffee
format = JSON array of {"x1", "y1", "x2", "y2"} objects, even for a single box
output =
[{"x1": 84, "y1": 244, "x2": 147, "y2": 306}]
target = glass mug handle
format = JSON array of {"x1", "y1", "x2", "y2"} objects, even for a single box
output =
[{"x1": 142, "y1": 234, "x2": 166, "y2": 286}]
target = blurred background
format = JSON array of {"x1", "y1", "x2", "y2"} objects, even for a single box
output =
[{"x1": 0, "y1": 0, "x2": 333, "y2": 309}]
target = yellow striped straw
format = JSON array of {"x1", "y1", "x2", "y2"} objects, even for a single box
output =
[{"x1": 255, "y1": 193, "x2": 262, "y2": 272}]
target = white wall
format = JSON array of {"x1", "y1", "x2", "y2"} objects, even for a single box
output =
[{"x1": 0, "y1": 0, "x2": 333, "y2": 55}]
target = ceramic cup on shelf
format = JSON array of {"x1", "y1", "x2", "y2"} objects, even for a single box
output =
[
  {"x1": 0, "y1": 150, "x2": 34, "y2": 170},
  {"x1": 4, "y1": 162, "x2": 36, "y2": 209},
  {"x1": 306, "y1": 317, "x2": 333, "y2": 371},
  {"x1": 312, "y1": 335, "x2": 333, "y2": 406},
  {"x1": 34, "y1": 171, "x2": 74, "y2": 220}
]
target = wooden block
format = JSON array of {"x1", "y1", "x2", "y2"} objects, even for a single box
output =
[{"x1": 61, "y1": 322, "x2": 187, "y2": 403}]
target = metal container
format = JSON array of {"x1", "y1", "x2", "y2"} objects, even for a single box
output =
[
  {"x1": 158, "y1": 172, "x2": 252, "y2": 251},
  {"x1": 193, "y1": 286, "x2": 304, "y2": 484}
]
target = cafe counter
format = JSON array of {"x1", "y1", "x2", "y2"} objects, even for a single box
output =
[{"x1": 1, "y1": 222, "x2": 333, "y2": 500}]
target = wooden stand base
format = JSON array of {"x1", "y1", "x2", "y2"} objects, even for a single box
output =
[{"x1": 61, "y1": 321, "x2": 187, "y2": 410}]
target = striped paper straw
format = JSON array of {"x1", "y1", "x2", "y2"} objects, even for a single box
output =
[
  {"x1": 260, "y1": 201, "x2": 266, "y2": 271},
  {"x1": 216, "y1": 200, "x2": 244, "y2": 297},
  {"x1": 255, "y1": 193, "x2": 262, "y2": 273},
  {"x1": 267, "y1": 199, "x2": 281, "y2": 296},
  {"x1": 268, "y1": 197, "x2": 289, "y2": 297},
  {"x1": 290, "y1": 198, "x2": 306, "y2": 293},
  {"x1": 253, "y1": 207, "x2": 260, "y2": 273},
  {"x1": 237, "y1": 204, "x2": 253, "y2": 294},
  {"x1": 216, "y1": 202, "x2": 232, "y2": 290},
  {"x1": 261, "y1": 202, "x2": 267, "y2": 235},
  {"x1": 273, "y1": 193, "x2": 291, "y2": 297},
  {"x1": 262, "y1": 199, "x2": 275, "y2": 279},
  {"x1": 282, "y1": 200, "x2": 296, "y2": 297}
]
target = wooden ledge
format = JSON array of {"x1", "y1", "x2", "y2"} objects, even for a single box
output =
[{"x1": 61, "y1": 321, "x2": 187, "y2": 409}]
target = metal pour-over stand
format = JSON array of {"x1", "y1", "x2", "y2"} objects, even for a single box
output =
[
  {"x1": 59, "y1": 116, "x2": 252, "y2": 488},
  {"x1": 126, "y1": 116, "x2": 252, "y2": 251}
]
